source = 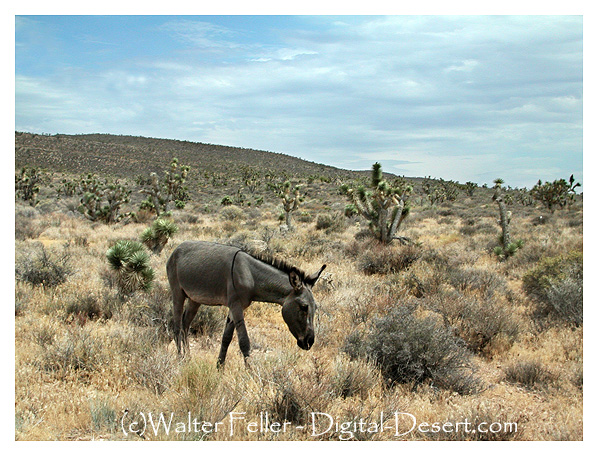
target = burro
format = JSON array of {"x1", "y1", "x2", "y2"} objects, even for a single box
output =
[{"x1": 167, "y1": 241, "x2": 326, "y2": 366}]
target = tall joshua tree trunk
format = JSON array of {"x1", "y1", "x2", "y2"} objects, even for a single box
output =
[{"x1": 494, "y1": 194, "x2": 511, "y2": 250}]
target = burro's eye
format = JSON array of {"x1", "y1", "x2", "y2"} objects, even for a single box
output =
[{"x1": 299, "y1": 303, "x2": 309, "y2": 311}]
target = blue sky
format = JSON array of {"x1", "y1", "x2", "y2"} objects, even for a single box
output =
[{"x1": 15, "y1": 15, "x2": 583, "y2": 188}]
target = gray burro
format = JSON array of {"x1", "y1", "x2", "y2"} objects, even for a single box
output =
[{"x1": 167, "y1": 241, "x2": 326, "y2": 367}]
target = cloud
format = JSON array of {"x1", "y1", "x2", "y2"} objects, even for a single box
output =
[{"x1": 15, "y1": 16, "x2": 582, "y2": 188}]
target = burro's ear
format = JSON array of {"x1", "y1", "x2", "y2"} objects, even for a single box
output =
[
  {"x1": 306, "y1": 264, "x2": 326, "y2": 287},
  {"x1": 289, "y1": 269, "x2": 304, "y2": 292}
]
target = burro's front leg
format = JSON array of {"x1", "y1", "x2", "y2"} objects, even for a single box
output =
[
  {"x1": 230, "y1": 304, "x2": 251, "y2": 366},
  {"x1": 217, "y1": 314, "x2": 235, "y2": 369}
]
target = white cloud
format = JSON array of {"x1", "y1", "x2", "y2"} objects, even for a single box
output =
[{"x1": 15, "y1": 15, "x2": 583, "y2": 188}]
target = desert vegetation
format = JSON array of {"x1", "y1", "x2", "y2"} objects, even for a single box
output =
[{"x1": 15, "y1": 132, "x2": 582, "y2": 441}]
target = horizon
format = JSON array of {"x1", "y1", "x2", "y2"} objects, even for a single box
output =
[{"x1": 15, "y1": 15, "x2": 583, "y2": 189}]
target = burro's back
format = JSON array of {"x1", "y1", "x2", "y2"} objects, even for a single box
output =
[
  {"x1": 166, "y1": 240, "x2": 326, "y2": 367},
  {"x1": 167, "y1": 241, "x2": 238, "y2": 305}
]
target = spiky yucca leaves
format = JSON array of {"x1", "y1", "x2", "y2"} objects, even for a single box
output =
[
  {"x1": 106, "y1": 240, "x2": 155, "y2": 295},
  {"x1": 341, "y1": 162, "x2": 412, "y2": 244},
  {"x1": 140, "y1": 218, "x2": 178, "y2": 254}
]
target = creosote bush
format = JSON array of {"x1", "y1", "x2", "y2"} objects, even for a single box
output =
[{"x1": 343, "y1": 303, "x2": 481, "y2": 394}]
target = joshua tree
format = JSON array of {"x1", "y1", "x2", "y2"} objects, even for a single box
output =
[
  {"x1": 280, "y1": 181, "x2": 302, "y2": 230},
  {"x1": 106, "y1": 240, "x2": 155, "y2": 295},
  {"x1": 341, "y1": 162, "x2": 412, "y2": 244},
  {"x1": 78, "y1": 174, "x2": 131, "y2": 223},
  {"x1": 140, "y1": 218, "x2": 178, "y2": 254},
  {"x1": 464, "y1": 181, "x2": 477, "y2": 197},
  {"x1": 15, "y1": 166, "x2": 44, "y2": 206},
  {"x1": 138, "y1": 158, "x2": 190, "y2": 217},
  {"x1": 530, "y1": 175, "x2": 581, "y2": 212},
  {"x1": 492, "y1": 179, "x2": 523, "y2": 260}
]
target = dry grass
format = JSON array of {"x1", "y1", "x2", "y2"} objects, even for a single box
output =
[{"x1": 14, "y1": 190, "x2": 583, "y2": 441}]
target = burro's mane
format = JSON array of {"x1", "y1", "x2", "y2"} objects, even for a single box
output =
[{"x1": 245, "y1": 249, "x2": 308, "y2": 282}]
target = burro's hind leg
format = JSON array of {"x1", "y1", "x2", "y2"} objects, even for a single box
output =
[
  {"x1": 182, "y1": 300, "x2": 202, "y2": 354},
  {"x1": 170, "y1": 287, "x2": 187, "y2": 356},
  {"x1": 217, "y1": 313, "x2": 235, "y2": 369}
]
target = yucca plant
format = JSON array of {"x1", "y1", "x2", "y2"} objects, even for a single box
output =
[
  {"x1": 341, "y1": 162, "x2": 412, "y2": 244},
  {"x1": 106, "y1": 240, "x2": 155, "y2": 295},
  {"x1": 137, "y1": 157, "x2": 190, "y2": 217},
  {"x1": 492, "y1": 178, "x2": 523, "y2": 261},
  {"x1": 140, "y1": 218, "x2": 178, "y2": 254},
  {"x1": 280, "y1": 181, "x2": 303, "y2": 230}
]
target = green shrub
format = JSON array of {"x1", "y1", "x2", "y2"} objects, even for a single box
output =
[
  {"x1": 522, "y1": 251, "x2": 583, "y2": 325},
  {"x1": 343, "y1": 303, "x2": 481, "y2": 394}
]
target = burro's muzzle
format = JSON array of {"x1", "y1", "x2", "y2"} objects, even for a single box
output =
[{"x1": 296, "y1": 328, "x2": 315, "y2": 350}]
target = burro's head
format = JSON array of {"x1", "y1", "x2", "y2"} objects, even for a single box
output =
[{"x1": 282, "y1": 265, "x2": 326, "y2": 350}]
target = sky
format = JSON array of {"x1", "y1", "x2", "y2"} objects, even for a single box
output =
[{"x1": 15, "y1": 14, "x2": 583, "y2": 188}]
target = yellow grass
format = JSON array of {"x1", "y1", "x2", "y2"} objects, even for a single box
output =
[{"x1": 14, "y1": 200, "x2": 583, "y2": 441}]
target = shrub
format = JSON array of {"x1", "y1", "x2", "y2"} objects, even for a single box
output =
[
  {"x1": 329, "y1": 356, "x2": 380, "y2": 400},
  {"x1": 132, "y1": 349, "x2": 178, "y2": 395},
  {"x1": 446, "y1": 266, "x2": 507, "y2": 297},
  {"x1": 16, "y1": 244, "x2": 72, "y2": 287},
  {"x1": 315, "y1": 213, "x2": 345, "y2": 233},
  {"x1": 430, "y1": 292, "x2": 520, "y2": 355},
  {"x1": 90, "y1": 398, "x2": 118, "y2": 433},
  {"x1": 38, "y1": 327, "x2": 103, "y2": 376},
  {"x1": 503, "y1": 360, "x2": 555, "y2": 388},
  {"x1": 65, "y1": 292, "x2": 114, "y2": 321},
  {"x1": 175, "y1": 359, "x2": 220, "y2": 407},
  {"x1": 343, "y1": 303, "x2": 481, "y2": 394},
  {"x1": 219, "y1": 205, "x2": 245, "y2": 221},
  {"x1": 522, "y1": 251, "x2": 583, "y2": 325},
  {"x1": 106, "y1": 240, "x2": 155, "y2": 295},
  {"x1": 297, "y1": 211, "x2": 313, "y2": 223},
  {"x1": 357, "y1": 243, "x2": 421, "y2": 275}
]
